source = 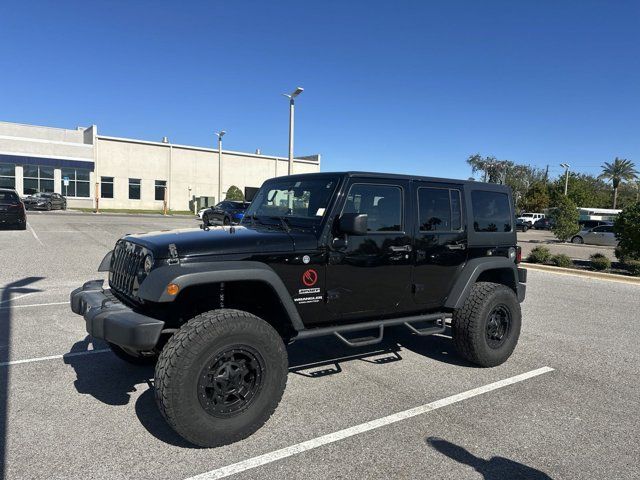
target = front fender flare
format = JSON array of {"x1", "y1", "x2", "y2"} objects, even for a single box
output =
[
  {"x1": 137, "y1": 261, "x2": 304, "y2": 331},
  {"x1": 444, "y1": 257, "x2": 519, "y2": 310}
]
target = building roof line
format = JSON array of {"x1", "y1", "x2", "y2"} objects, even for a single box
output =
[{"x1": 97, "y1": 134, "x2": 320, "y2": 164}]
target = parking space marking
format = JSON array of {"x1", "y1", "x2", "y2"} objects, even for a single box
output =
[
  {"x1": 0, "y1": 300, "x2": 70, "y2": 310},
  {"x1": 186, "y1": 366, "x2": 554, "y2": 480},
  {"x1": 0, "y1": 292, "x2": 36, "y2": 306},
  {"x1": 0, "y1": 348, "x2": 110, "y2": 367},
  {"x1": 27, "y1": 222, "x2": 44, "y2": 246}
]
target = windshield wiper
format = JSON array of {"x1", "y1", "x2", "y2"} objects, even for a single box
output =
[{"x1": 269, "y1": 216, "x2": 291, "y2": 233}]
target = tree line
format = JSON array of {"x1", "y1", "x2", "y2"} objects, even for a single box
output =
[{"x1": 467, "y1": 154, "x2": 639, "y2": 211}]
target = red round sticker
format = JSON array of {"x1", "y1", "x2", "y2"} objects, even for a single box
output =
[{"x1": 302, "y1": 269, "x2": 318, "y2": 287}]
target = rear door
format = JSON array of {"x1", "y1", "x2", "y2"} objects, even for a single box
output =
[{"x1": 412, "y1": 182, "x2": 467, "y2": 308}]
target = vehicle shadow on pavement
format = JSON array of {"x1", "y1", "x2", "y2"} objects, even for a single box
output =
[
  {"x1": 288, "y1": 324, "x2": 477, "y2": 378},
  {"x1": 426, "y1": 437, "x2": 554, "y2": 479},
  {"x1": 1, "y1": 276, "x2": 45, "y2": 479},
  {"x1": 63, "y1": 327, "x2": 477, "y2": 449}
]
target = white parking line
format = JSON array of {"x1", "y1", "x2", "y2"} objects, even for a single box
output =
[
  {"x1": 0, "y1": 301, "x2": 70, "y2": 310},
  {"x1": 186, "y1": 366, "x2": 555, "y2": 480},
  {"x1": 0, "y1": 292, "x2": 36, "y2": 306},
  {"x1": 27, "y1": 222, "x2": 44, "y2": 246},
  {"x1": 0, "y1": 348, "x2": 110, "y2": 367}
]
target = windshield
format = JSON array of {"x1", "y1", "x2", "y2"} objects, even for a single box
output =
[{"x1": 243, "y1": 176, "x2": 339, "y2": 226}]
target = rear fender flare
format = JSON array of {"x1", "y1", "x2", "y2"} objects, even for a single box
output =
[{"x1": 445, "y1": 257, "x2": 519, "y2": 310}]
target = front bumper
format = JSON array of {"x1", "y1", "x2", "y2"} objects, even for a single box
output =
[{"x1": 70, "y1": 280, "x2": 165, "y2": 351}]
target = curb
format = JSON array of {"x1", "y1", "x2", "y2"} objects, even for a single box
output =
[{"x1": 522, "y1": 262, "x2": 640, "y2": 285}]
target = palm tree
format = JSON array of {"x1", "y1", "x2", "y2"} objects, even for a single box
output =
[{"x1": 599, "y1": 158, "x2": 638, "y2": 208}]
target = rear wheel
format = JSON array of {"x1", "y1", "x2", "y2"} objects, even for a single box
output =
[
  {"x1": 109, "y1": 342, "x2": 158, "y2": 365},
  {"x1": 452, "y1": 282, "x2": 521, "y2": 367},
  {"x1": 154, "y1": 309, "x2": 288, "y2": 447}
]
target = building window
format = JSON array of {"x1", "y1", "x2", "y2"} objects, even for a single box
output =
[
  {"x1": 129, "y1": 178, "x2": 141, "y2": 200},
  {"x1": 61, "y1": 168, "x2": 91, "y2": 198},
  {"x1": 101, "y1": 177, "x2": 114, "y2": 199},
  {"x1": 0, "y1": 163, "x2": 15, "y2": 188},
  {"x1": 23, "y1": 165, "x2": 54, "y2": 194},
  {"x1": 155, "y1": 180, "x2": 167, "y2": 201}
]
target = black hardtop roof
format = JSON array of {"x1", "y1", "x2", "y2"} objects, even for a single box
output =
[{"x1": 278, "y1": 171, "x2": 511, "y2": 191}]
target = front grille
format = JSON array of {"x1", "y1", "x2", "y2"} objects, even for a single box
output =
[{"x1": 109, "y1": 240, "x2": 147, "y2": 301}]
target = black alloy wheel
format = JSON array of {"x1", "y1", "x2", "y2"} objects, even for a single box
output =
[
  {"x1": 46, "y1": 202, "x2": 52, "y2": 211},
  {"x1": 197, "y1": 346, "x2": 265, "y2": 417},
  {"x1": 485, "y1": 305, "x2": 511, "y2": 349}
]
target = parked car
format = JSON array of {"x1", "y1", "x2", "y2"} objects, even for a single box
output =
[
  {"x1": 533, "y1": 218, "x2": 555, "y2": 230},
  {"x1": 23, "y1": 192, "x2": 67, "y2": 211},
  {"x1": 517, "y1": 212, "x2": 545, "y2": 227},
  {"x1": 578, "y1": 219, "x2": 612, "y2": 230},
  {"x1": 196, "y1": 207, "x2": 209, "y2": 219},
  {"x1": 516, "y1": 218, "x2": 529, "y2": 232},
  {"x1": 202, "y1": 200, "x2": 250, "y2": 226},
  {"x1": 571, "y1": 225, "x2": 617, "y2": 246},
  {"x1": 0, "y1": 188, "x2": 27, "y2": 230},
  {"x1": 70, "y1": 171, "x2": 526, "y2": 447}
]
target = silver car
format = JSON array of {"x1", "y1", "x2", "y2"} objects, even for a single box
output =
[{"x1": 571, "y1": 225, "x2": 617, "y2": 246}]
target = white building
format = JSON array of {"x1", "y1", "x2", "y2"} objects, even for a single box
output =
[{"x1": 0, "y1": 120, "x2": 320, "y2": 210}]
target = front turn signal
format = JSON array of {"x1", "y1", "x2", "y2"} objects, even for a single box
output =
[{"x1": 166, "y1": 283, "x2": 180, "y2": 296}]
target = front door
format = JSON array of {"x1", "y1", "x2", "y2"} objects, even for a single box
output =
[
  {"x1": 325, "y1": 180, "x2": 413, "y2": 320},
  {"x1": 412, "y1": 183, "x2": 467, "y2": 308}
]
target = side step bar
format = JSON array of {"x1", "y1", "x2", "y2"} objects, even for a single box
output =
[{"x1": 293, "y1": 313, "x2": 452, "y2": 348}]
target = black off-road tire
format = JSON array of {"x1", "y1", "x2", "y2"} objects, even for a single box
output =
[
  {"x1": 452, "y1": 282, "x2": 521, "y2": 367},
  {"x1": 154, "y1": 309, "x2": 288, "y2": 447},
  {"x1": 109, "y1": 342, "x2": 158, "y2": 365}
]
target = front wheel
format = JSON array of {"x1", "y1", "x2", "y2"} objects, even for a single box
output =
[
  {"x1": 203, "y1": 213, "x2": 211, "y2": 226},
  {"x1": 571, "y1": 236, "x2": 583, "y2": 244},
  {"x1": 154, "y1": 309, "x2": 288, "y2": 447},
  {"x1": 45, "y1": 203, "x2": 52, "y2": 211},
  {"x1": 452, "y1": 282, "x2": 521, "y2": 367},
  {"x1": 223, "y1": 216, "x2": 231, "y2": 226},
  {"x1": 522, "y1": 225, "x2": 528, "y2": 232}
]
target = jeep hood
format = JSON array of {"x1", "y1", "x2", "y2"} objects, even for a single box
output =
[{"x1": 123, "y1": 225, "x2": 295, "y2": 259}]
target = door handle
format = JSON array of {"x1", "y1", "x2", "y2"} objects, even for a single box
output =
[
  {"x1": 445, "y1": 243, "x2": 466, "y2": 250},
  {"x1": 389, "y1": 245, "x2": 412, "y2": 252}
]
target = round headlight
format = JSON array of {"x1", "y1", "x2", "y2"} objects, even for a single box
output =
[{"x1": 143, "y1": 254, "x2": 154, "y2": 274}]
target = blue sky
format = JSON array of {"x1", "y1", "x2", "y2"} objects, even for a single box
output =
[{"x1": 1, "y1": 0, "x2": 638, "y2": 180}]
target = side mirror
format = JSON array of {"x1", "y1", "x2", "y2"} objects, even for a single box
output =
[{"x1": 338, "y1": 212, "x2": 368, "y2": 235}]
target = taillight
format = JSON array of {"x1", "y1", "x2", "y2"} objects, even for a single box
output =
[{"x1": 516, "y1": 246, "x2": 522, "y2": 264}]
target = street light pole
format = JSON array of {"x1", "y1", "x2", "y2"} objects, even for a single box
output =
[
  {"x1": 215, "y1": 131, "x2": 226, "y2": 203},
  {"x1": 560, "y1": 163, "x2": 570, "y2": 196},
  {"x1": 282, "y1": 87, "x2": 304, "y2": 175}
]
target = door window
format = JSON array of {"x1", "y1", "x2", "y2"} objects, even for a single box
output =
[
  {"x1": 342, "y1": 184, "x2": 402, "y2": 232},
  {"x1": 417, "y1": 188, "x2": 462, "y2": 232}
]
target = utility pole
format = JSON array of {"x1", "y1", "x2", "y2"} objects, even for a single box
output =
[
  {"x1": 560, "y1": 163, "x2": 570, "y2": 196},
  {"x1": 215, "y1": 131, "x2": 226, "y2": 203},
  {"x1": 282, "y1": 87, "x2": 304, "y2": 175}
]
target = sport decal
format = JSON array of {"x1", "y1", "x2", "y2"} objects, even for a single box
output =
[{"x1": 302, "y1": 269, "x2": 318, "y2": 287}]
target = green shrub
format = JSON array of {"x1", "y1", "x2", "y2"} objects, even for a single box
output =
[
  {"x1": 551, "y1": 254, "x2": 573, "y2": 268},
  {"x1": 225, "y1": 185, "x2": 244, "y2": 201},
  {"x1": 527, "y1": 246, "x2": 552, "y2": 264},
  {"x1": 590, "y1": 253, "x2": 611, "y2": 271},
  {"x1": 550, "y1": 195, "x2": 580, "y2": 242},
  {"x1": 614, "y1": 203, "x2": 640, "y2": 261},
  {"x1": 625, "y1": 260, "x2": 640, "y2": 277}
]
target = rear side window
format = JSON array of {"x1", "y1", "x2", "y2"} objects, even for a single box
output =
[
  {"x1": 0, "y1": 191, "x2": 19, "y2": 202},
  {"x1": 417, "y1": 188, "x2": 462, "y2": 231},
  {"x1": 471, "y1": 191, "x2": 512, "y2": 232}
]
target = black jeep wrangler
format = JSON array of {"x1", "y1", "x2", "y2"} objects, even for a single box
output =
[{"x1": 70, "y1": 172, "x2": 526, "y2": 447}]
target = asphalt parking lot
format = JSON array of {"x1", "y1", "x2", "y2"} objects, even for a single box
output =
[{"x1": 1, "y1": 212, "x2": 639, "y2": 479}]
